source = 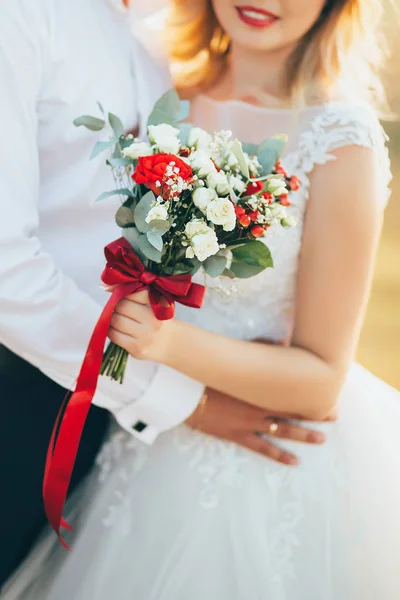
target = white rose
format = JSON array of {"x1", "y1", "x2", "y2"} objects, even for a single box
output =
[
  {"x1": 121, "y1": 141, "x2": 152, "y2": 160},
  {"x1": 206, "y1": 198, "x2": 236, "y2": 232},
  {"x1": 147, "y1": 124, "x2": 181, "y2": 155},
  {"x1": 189, "y1": 150, "x2": 217, "y2": 178},
  {"x1": 185, "y1": 219, "x2": 220, "y2": 262},
  {"x1": 229, "y1": 175, "x2": 246, "y2": 194},
  {"x1": 192, "y1": 187, "x2": 217, "y2": 213},
  {"x1": 187, "y1": 127, "x2": 212, "y2": 151},
  {"x1": 267, "y1": 178, "x2": 287, "y2": 197},
  {"x1": 206, "y1": 171, "x2": 231, "y2": 196},
  {"x1": 145, "y1": 204, "x2": 169, "y2": 224}
]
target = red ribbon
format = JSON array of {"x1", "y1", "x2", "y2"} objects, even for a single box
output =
[{"x1": 43, "y1": 237, "x2": 205, "y2": 547}]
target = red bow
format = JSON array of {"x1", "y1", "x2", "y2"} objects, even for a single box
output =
[{"x1": 43, "y1": 237, "x2": 205, "y2": 547}]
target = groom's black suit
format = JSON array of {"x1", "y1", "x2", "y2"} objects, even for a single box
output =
[{"x1": 0, "y1": 345, "x2": 109, "y2": 587}]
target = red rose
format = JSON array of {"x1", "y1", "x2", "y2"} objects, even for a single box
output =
[
  {"x1": 132, "y1": 154, "x2": 193, "y2": 195},
  {"x1": 244, "y1": 180, "x2": 263, "y2": 196}
]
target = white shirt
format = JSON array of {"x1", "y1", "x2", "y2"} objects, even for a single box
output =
[{"x1": 0, "y1": 0, "x2": 204, "y2": 443}]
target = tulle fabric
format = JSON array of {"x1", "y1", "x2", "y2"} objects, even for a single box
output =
[{"x1": 3, "y1": 364, "x2": 400, "y2": 600}]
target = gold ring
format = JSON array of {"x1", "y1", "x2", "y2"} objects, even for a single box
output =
[{"x1": 268, "y1": 421, "x2": 279, "y2": 435}]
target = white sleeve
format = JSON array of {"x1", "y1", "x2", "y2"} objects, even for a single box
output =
[{"x1": 0, "y1": 0, "x2": 204, "y2": 445}]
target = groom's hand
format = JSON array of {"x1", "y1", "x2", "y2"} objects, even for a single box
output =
[{"x1": 186, "y1": 388, "x2": 335, "y2": 466}]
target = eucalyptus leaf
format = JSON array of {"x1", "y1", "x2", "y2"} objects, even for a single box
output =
[
  {"x1": 123, "y1": 227, "x2": 141, "y2": 252},
  {"x1": 149, "y1": 219, "x2": 171, "y2": 235},
  {"x1": 133, "y1": 191, "x2": 155, "y2": 233},
  {"x1": 90, "y1": 138, "x2": 118, "y2": 160},
  {"x1": 146, "y1": 230, "x2": 164, "y2": 252},
  {"x1": 257, "y1": 148, "x2": 277, "y2": 176},
  {"x1": 221, "y1": 268, "x2": 236, "y2": 279},
  {"x1": 242, "y1": 142, "x2": 258, "y2": 156},
  {"x1": 108, "y1": 112, "x2": 124, "y2": 138},
  {"x1": 178, "y1": 123, "x2": 193, "y2": 146},
  {"x1": 97, "y1": 101, "x2": 105, "y2": 115},
  {"x1": 169, "y1": 261, "x2": 195, "y2": 275},
  {"x1": 147, "y1": 89, "x2": 181, "y2": 127},
  {"x1": 138, "y1": 234, "x2": 162, "y2": 263},
  {"x1": 258, "y1": 134, "x2": 287, "y2": 160},
  {"x1": 95, "y1": 188, "x2": 134, "y2": 202},
  {"x1": 115, "y1": 206, "x2": 136, "y2": 228},
  {"x1": 107, "y1": 157, "x2": 132, "y2": 167},
  {"x1": 73, "y1": 115, "x2": 106, "y2": 131},
  {"x1": 187, "y1": 258, "x2": 201, "y2": 276},
  {"x1": 179, "y1": 100, "x2": 190, "y2": 122},
  {"x1": 231, "y1": 139, "x2": 250, "y2": 179},
  {"x1": 204, "y1": 255, "x2": 227, "y2": 278}
]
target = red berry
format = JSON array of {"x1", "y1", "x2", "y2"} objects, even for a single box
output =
[
  {"x1": 262, "y1": 192, "x2": 273, "y2": 204},
  {"x1": 248, "y1": 210, "x2": 259, "y2": 222},
  {"x1": 239, "y1": 214, "x2": 251, "y2": 227},
  {"x1": 251, "y1": 225, "x2": 265, "y2": 238},
  {"x1": 289, "y1": 175, "x2": 300, "y2": 191},
  {"x1": 244, "y1": 180, "x2": 263, "y2": 196},
  {"x1": 275, "y1": 162, "x2": 287, "y2": 177},
  {"x1": 280, "y1": 194, "x2": 291, "y2": 206},
  {"x1": 235, "y1": 206, "x2": 246, "y2": 216}
]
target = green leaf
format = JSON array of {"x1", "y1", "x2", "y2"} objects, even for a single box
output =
[
  {"x1": 133, "y1": 190, "x2": 155, "y2": 233},
  {"x1": 257, "y1": 148, "x2": 277, "y2": 176},
  {"x1": 231, "y1": 241, "x2": 273, "y2": 268},
  {"x1": 242, "y1": 142, "x2": 258, "y2": 155},
  {"x1": 97, "y1": 101, "x2": 105, "y2": 115},
  {"x1": 107, "y1": 157, "x2": 132, "y2": 167},
  {"x1": 147, "y1": 89, "x2": 181, "y2": 127},
  {"x1": 231, "y1": 139, "x2": 250, "y2": 179},
  {"x1": 179, "y1": 100, "x2": 190, "y2": 122},
  {"x1": 73, "y1": 115, "x2": 106, "y2": 131},
  {"x1": 230, "y1": 241, "x2": 273, "y2": 278},
  {"x1": 146, "y1": 231, "x2": 164, "y2": 252},
  {"x1": 204, "y1": 255, "x2": 227, "y2": 278},
  {"x1": 138, "y1": 234, "x2": 162, "y2": 263},
  {"x1": 221, "y1": 268, "x2": 236, "y2": 279},
  {"x1": 257, "y1": 135, "x2": 288, "y2": 174},
  {"x1": 187, "y1": 258, "x2": 201, "y2": 276},
  {"x1": 108, "y1": 112, "x2": 124, "y2": 138},
  {"x1": 115, "y1": 206, "x2": 135, "y2": 228},
  {"x1": 95, "y1": 188, "x2": 134, "y2": 202},
  {"x1": 90, "y1": 139, "x2": 118, "y2": 160},
  {"x1": 149, "y1": 219, "x2": 171, "y2": 235}
]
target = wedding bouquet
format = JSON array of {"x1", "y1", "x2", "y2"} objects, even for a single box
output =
[
  {"x1": 44, "y1": 90, "x2": 300, "y2": 545},
  {"x1": 75, "y1": 90, "x2": 299, "y2": 383}
]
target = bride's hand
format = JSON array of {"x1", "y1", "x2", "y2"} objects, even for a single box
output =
[{"x1": 108, "y1": 290, "x2": 173, "y2": 363}]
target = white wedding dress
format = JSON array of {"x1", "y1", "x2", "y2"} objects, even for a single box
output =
[{"x1": 4, "y1": 97, "x2": 400, "y2": 600}]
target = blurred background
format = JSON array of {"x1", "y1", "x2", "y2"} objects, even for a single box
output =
[{"x1": 357, "y1": 8, "x2": 400, "y2": 388}]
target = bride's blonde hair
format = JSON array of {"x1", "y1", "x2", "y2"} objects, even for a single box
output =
[{"x1": 165, "y1": 0, "x2": 390, "y2": 112}]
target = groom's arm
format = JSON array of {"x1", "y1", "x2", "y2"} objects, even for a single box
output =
[{"x1": 0, "y1": 0, "x2": 204, "y2": 443}]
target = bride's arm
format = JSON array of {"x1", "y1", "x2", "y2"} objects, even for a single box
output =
[{"x1": 110, "y1": 145, "x2": 384, "y2": 421}]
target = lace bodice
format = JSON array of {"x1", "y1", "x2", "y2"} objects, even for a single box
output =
[{"x1": 175, "y1": 98, "x2": 391, "y2": 342}]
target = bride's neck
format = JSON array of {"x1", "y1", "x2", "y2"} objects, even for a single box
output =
[{"x1": 210, "y1": 43, "x2": 295, "y2": 108}]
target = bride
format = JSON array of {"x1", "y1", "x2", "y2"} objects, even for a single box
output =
[{"x1": 4, "y1": 0, "x2": 400, "y2": 598}]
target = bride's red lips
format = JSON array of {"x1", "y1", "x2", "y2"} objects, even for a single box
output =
[{"x1": 235, "y1": 5, "x2": 279, "y2": 28}]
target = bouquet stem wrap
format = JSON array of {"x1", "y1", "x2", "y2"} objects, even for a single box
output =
[{"x1": 43, "y1": 237, "x2": 205, "y2": 547}]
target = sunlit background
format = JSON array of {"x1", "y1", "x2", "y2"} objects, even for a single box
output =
[{"x1": 357, "y1": 9, "x2": 400, "y2": 388}]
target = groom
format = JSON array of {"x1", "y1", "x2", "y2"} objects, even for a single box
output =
[{"x1": 0, "y1": 0, "x2": 329, "y2": 587}]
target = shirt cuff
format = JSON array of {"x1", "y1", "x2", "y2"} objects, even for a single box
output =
[{"x1": 113, "y1": 364, "x2": 205, "y2": 444}]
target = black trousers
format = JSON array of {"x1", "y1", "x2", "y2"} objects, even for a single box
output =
[{"x1": 0, "y1": 346, "x2": 110, "y2": 587}]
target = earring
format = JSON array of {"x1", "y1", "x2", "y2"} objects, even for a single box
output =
[{"x1": 210, "y1": 25, "x2": 231, "y2": 55}]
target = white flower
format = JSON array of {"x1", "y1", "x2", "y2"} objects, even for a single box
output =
[
  {"x1": 145, "y1": 204, "x2": 169, "y2": 224},
  {"x1": 229, "y1": 175, "x2": 246, "y2": 194},
  {"x1": 147, "y1": 124, "x2": 181, "y2": 155},
  {"x1": 207, "y1": 171, "x2": 231, "y2": 196},
  {"x1": 121, "y1": 141, "x2": 152, "y2": 160},
  {"x1": 267, "y1": 178, "x2": 287, "y2": 197},
  {"x1": 192, "y1": 187, "x2": 217, "y2": 213},
  {"x1": 281, "y1": 215, "x2": 297, "y2": 228},
  {"x1": 185, "y1": 219, "x2": 220, "y2": 262},
  {"x1": 206, "y1": 198, "x2": 236, "y2": 232},
  {"x1": 226, "y1": 152, "x2": 239, "y2": 168},
  {"x1": 189, "y1": 150, "x2": 217, "y2": 178},
  {"x1": 269, "y1": 203, "x2": 287, "y2": 220},
  {"x1": 187, "y1": 127, "x2": 212, "y2": 151}
]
